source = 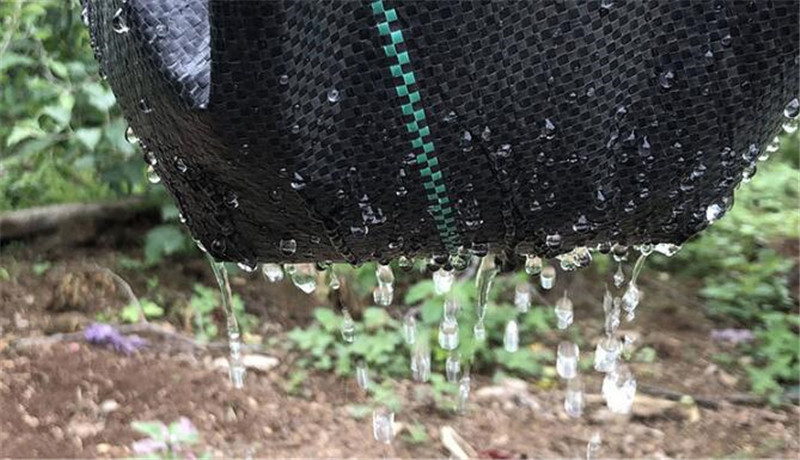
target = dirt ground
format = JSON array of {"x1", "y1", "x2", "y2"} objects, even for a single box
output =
[{"x1": 0, "y1": 224, "x2": 798, "y2": 458}]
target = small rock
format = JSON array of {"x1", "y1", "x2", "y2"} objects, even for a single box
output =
[
  {"x1": 96, "y1": 443, "x2": 112, "y2": 454},
  {"x1": 632, "y1": 395, "x2": 678, "y2": 418},
  {"x1": 213, "y1": 354, "x2": 279, "y2": 373},
  {"x1": 100, "y1": 400, "x2": 119, "y2": 413},
  {"x1": 22, "y1": 414, "x2": 40, "y2": 428},
  {"x1": 67, "y1": 419, "x2": 105, "y2": 438},
  {"x1": 717, "y1": 369, "x2": 739, "y2": 388}
]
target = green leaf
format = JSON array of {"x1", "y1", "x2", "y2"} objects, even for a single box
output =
[
  {"x1": 6, "y1": 122, "x2": 44, "y2": 147},
  {"x1": 74, "y1": 127, "x2": 102, "y2": 150},
  {"x1": 82, "y1": 82, "x2": 117, "y2": 112},
  {"x1": 131, "y1": 421, "x2": 167, "y2": 441},
  {"x1": 144, "y1": 224, "x2": 188, "y2": 265}
]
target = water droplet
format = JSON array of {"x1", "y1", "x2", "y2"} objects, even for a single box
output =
[
  {"x1": 602, "y1": 364, "x2": 637, "y2": 414},
  {"x1": 525, "y1": 255, "x2": 543, "y2": 275},
  {"x1": 138, "y1": 98, "x2": 153, "y2": 113},
  {"x1": 586, "y1": 432, "x2": 602, "y2": 460},
  {"x1": 600, "y1": 0, "x2": 614, "y2": 10},
  {"x1": 340, "y1": 310, "x2": 356, "y2": 343},
  {"x1": 372, "y1": 407, "x2": 395, "y2": 444},
  {"x1": 279, "y1": 74, "x2": 289, "y2": 85},
  {"x1": 446, "y1": 352, "x2": 461, "y2": 382},
  {"x1": 443, "y1": 110, "x2": 458, "y2": 123},
  {"x1": 654, "y1": 243, "x2": 681, "y2": 257},
  {"x1": 554, "y1": 291, "x2": 573, "y2": 329},
  {"x1": 375, "y1": 264, "x2": 395, "y2": 306},
  {"x1": 146, "y1": 165, "x2": 160, "y2": 184},
  {"x1": 542, "y1": 118, "x2": 557, "y2": 140},
  {"x1": 125, "y1": 126, "x2": 138, "y2": 144},
  {"x1": 784, "y1": 97, "x2": 799, "y2": 119},
  {"x1": 481, "y1": 126, "x2": 492, "y2": 142},
  {"x1": 261, "y1": 263, "x2": 284, "y2": 282},
  {"x1": 81, "y1": 6, "x2": 90, "y2": 26},
  {"x1": 291, "y1": 124, "x2": 300, "y2": 134},
  {"x1": 398, "y1": 255, "x2": 413, "y2": 271},
  {"x1": 460, "y1": 130, "x2": 474, "y2": 152},
  {"x1": 279, "y1": 239, "x2": 297, "y2": 255},
  {"x1": 721, "y1": 34, "x2": 732, "y2": 48},
  {"x1": 328, "y1": 269, "x2": 340, "y2": 290},
  {"x1": 557, "y1": 342, "x2": 579, "y2": 379},
  {"x1": 237, "y1": 261, "x2": 257, "y2": 273},
  {"x1": 638, "y1": 136, "x2": 651, "y2": 156},
  {"x1": 289, "y1": 263, "x2": 317, "y2": 294},
  {"x1": 438, "y1": 307, "x2": 459, "y2": 351},
  {"x1": 433, "y1": 268, "x2": 455, "y2": 295},
  {"x1": 782, "y1": 118, "x2": 798, "y2": 134},
  {"x1": 546, "y1": 233, "x2": 562, "y2": 249},
  {"x1": 457, "y1": 372, "x2": 471, "y2": 413},
  {"x1": 403, "y1": 314, "x2": 417, "y2": 345},
  {"x1": 565, "y1": 376, "x2": 584, "y2": 418},
  {"x1": 603, "y1": 289, "x2": 621, "y2": 337},
  {"x1": 174, "y1": 157, "x2": 188, "y2": 173},
  {"x1": 613, "y1": 264, "x2": 625, "y2": 288},
  {"x1": 586, "y1": 86, "x2": 596, "y2": 97},
  {"x1": 112, "y1": 8, "x2": 129, "y2": 34},
  {"x1": 514, "y1": 283, "x2": 531, "y2": 313},
  {"x1": 144, "y1": 151, "x2": 157, "y2": 166},
  {"x1": 411, "y1": 338, "x2": 431, "y2": 382},
  {"x1": 290, "y1": 172, "x2": 306, "y2": 190},
  {"x1": 356, "y1": 360, "x2": 370, "y2": 390},
  {"x1": 621, "y1": 283, "x2": 640, "y2": 321},
  {"x1": 594, "y1": 336, "x2": 621, "y2": 373},
  {"x1": 503, "y1": 319, "x2": 519, "y2": 352},
  {"x1": 540, "y1": 265, "x2": 556, "y2": 290},
  {"x1": 658, "y1": 70, "x2": 675, "y2": 90},
  {"x1": 573, "y1": 215, "x2": 591, "y2": 233},
  {"x1": 155, "y1": 23, "x2": 168, "y2": 38},
  {"x1": 327, "y1": 88, "x2": 340, "y2": 103}
]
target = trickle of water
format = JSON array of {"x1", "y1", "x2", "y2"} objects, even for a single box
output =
[
  {"x1": 565, "y1": 376, "x2": 584, "y2": 418},
  {"x1": 603, "y1": 289, "x2": 621, "y2": 337},
  {"x1": 623, "y1": 334, "x2": 636, "y2": 360},
  {"x1": 503, "y1": 319, "x2": 519, "y2": 352},
  {"x1": 340, "y1": 309, "x2": 356, "y2": 343},
  {"x1": 356, "y1": 360, "x2": 370, "y2": 390},
  {"x1": 403, "y1": 314, "x2": 417, "y2": 345},
  {"x1": 473, "y1": 319, "x2": 487, "y2": 341},
  {"x1": 433, "y1": 268, "x2": 455, "y2": 295},
  {"x1": 375, "y1": 264, "x2": 395, "y2": 306},
  {"x1": 557, "y1": 341, "x2": 579, "y2": 379},
  {"x1": 438, "y1": 306, "x2": 460, "y2": 351},
  {"x1": 540, "y1": 265, "x2": 556, "y2": 290},
  {"x1": 411, "y1": 338, "x2": 431, "y2": 382},
  {"x1": 594, "y1": 336, "x2": 621, "y2": 373},
  {"x1": 515, "y1": 283, "x2": 531, "y2": 313},
  {"x1": 475, "y1": 255, "x2": 499, "y2": 335},
  {"x1": 279, "y1": 238, "x2": 297, "y2": 255},
  {"x1": 112, "y1": 8, "x2": 129, "y2": 34},
  {"x1": 457, "y1": 372, "x2": 471, "y2": 413},
  {"x1": 602, "y1": 364, "x2": 637, "y2": 414},
  {"x1": 208, "y1": 259, "x2": 246, "y2": 389},
  {"x1": 554, "y1": 291, "x2": 573, "y2": 329},
  {"x1": 372, "y1": 407, "x2": 395, "y2": 444},
  {"x1": 146, "y1": 165, "x2": 160, "y2": 184},
  {"x1": 586, "y1": 432, "x2": 602, "y2": 460},
  {"x1": 525, "y1": 255, "x2": 543, "y2": 275},
  {"x1": 328, "y1": 269, "x2": 341, "y2": 290},
  {"x1": 446, "y1": 352, "x2": 461, "y2": 383},
  {"x1": 289, "y1": 263, "x2": 317, "y2": 294},
  {"x1": 261, "y1": 263, "x2": 284, "y2": 282},
  {"x1": 613, "y1": 263, "x2": 625, "y2": 288}
]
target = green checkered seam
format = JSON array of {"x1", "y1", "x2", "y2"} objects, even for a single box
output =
[{"x1": 371, "y1": 0, "x2": 460, "y2": 251}]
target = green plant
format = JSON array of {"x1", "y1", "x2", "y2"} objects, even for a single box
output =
[
  {"x1": 130, "y1": 418, "x2": 209, "y2": 459},
  {"x1": 188, "y1": 283, "x2": 256, "y2": 342},
  {"x1": 120, "y1": 299, "x2": 164, "y2": 323}
]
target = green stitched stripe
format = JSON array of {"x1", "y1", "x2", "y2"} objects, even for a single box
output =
[{"x1": 371, "y1": 0, "x2": 460, "y2": 250}]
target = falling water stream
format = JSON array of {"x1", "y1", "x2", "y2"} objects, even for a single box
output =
[{"x1": 208, "y1": 257, "x2": 246, "y2": 389}]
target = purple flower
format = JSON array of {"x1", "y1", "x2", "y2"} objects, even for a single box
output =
[
  {"x1": 84, "y1": 323, "x2": 146, "y2": 354},
  {"x1": 710, "y1": 328, "x2": 755, "y2": 344}
]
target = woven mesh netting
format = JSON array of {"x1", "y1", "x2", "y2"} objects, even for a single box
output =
[{"x1": 85, "y1": 0, "x2": 799, "y2": 265}]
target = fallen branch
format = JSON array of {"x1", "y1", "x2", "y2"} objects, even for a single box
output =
[
  {"x1": 0, "y1": 197, "x2": 159, "y2": 241},
  {"x1": 639, "y1": 384, "x2": 799, "y2": 408}
]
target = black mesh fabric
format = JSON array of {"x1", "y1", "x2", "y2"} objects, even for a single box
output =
[{"x1": 85, "y1": 0, "x2": 799, "y2": 265}]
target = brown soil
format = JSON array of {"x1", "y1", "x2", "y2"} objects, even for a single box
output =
[{"x1": 0, "y1": 227, "x2": 798, "y2": 458}]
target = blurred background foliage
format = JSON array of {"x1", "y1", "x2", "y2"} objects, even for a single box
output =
[{"x1": 0, "y1": 1, "x2": 798, "y2": 402}]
